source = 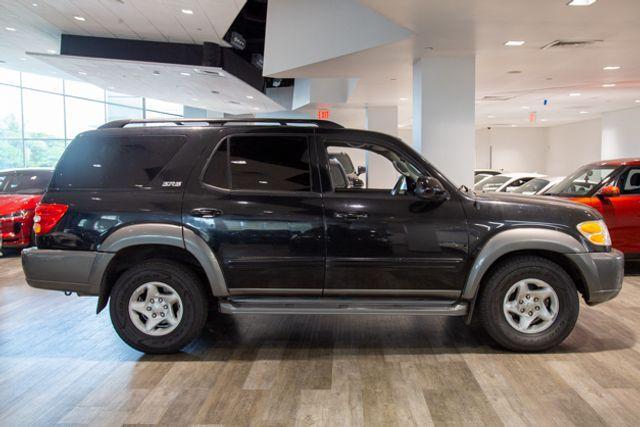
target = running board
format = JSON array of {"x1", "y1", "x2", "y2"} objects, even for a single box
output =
[{"x1": 219, "y1": 297, "x2": 468, "y2": 316}]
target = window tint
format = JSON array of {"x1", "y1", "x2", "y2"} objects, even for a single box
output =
[
  {"x1": 229, "y1": 136, "x2": 311, "y2": 192},
  {"x1": 0, "y1": 170, "x2": 53, "y2": 194},
  {"x1": 52, "y1": 134, "x2": 185, "y2": 189},
  {"x1": 620, "y1": 168, "x2": 640, "y2": 195},
  {"x1": 202, "y1": 140, "x2": 229, "y2": 188}
]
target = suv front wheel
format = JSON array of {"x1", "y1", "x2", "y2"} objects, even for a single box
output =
[
  {"x1": 479, "y1": 255, "x2": 579, "y2": 352},
  {"x1": 109, "y1": 260, "x2": 208, "y2": 354}
]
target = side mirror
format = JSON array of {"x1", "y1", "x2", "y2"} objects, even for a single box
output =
[
  {"x1": 357, "y1": 166, "x2": 366, "y2": 176},
  {"x1": 414, "y1": 176, "x2": 450, "y2": 202},
  {"x1": 599, "y1": 185, "x2": 620, "y2": 198}
]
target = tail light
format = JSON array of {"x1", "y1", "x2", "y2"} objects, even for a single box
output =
[{"x1": 33, "y1": 203, "x2": 68, "y2": 235}]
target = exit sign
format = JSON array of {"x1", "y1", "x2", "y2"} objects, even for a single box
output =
[{"x1": 317, "y1": 109, "x2": 330, "y2": 120}]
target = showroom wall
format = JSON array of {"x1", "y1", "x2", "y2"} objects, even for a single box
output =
[
  {"x1": 546, "y1": 119, "x2": 601, "y2": 176},
  {"x1": 475, "y1": 127, "x2": 548, "y2": 173},
  {"x1": 602, "y1": 107, "x2": 640, "y2": 159}
]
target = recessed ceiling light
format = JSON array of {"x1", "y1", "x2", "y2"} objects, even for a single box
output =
[
  {"x1": 567, "y1": 0, "x2": 597, "y2": 6},
  {"x1": 602, "y1": 83, "x2": 616, "y2": 87},
  {"x1": 511, "y1": 124, "x2": 518, "y2": 127},
  {"x1": 253, "y1": 107, "x2": 260, "y2": 111},
  {"x1": 246, "y1": 95, "x2": 254, "y2": 99},
  {"x1": 399, "y1": 97, "x2": 408, "y2": 101},
  {"x1": 504, "y1": 40, "x2": 525, "y2": 47},
  {"x1": 507, "y1": 70, "x2": 522, "y2": 74},
  {"x1": 603, "y1": 66, "x2": 621, "y2": 70},
  {"x1": 522, "y1": 105, "x2": 530, "y2": 109},
  {"x1": 78, "y1": 71, "x2": 87, "y2": 75},
  {"x1": 487, "y1": 115, "x2": 495, "y2": 118},
  {"x1": 47, "y1": 49, "x2": 56, "y2": 54},
  {"x1": 579, "y1": 111, "x2": 589, "y2": 114},
  {"x1": 181, "y1": 9, "x2": 194, "y2": 15},
  {"x1": 74, "y1": 16, "x2": 86, "y2": 21},
  {"x1": 569, "y1": 92, "x2": 581, "y2": 97},
  {"x1": 32, "y1": 3, "x2": 38, "y2": 6},
  {"x1": 20, "y1": 57, "x2": 27, "y2": 61},
  {"x1": 192, "y1": 98, "x2": 198, "y2": 101},
  {"x1": 541, "y1": 118, "x2": 548, "y2": 122},
  {"x1": 5, "y1": 27, "x2": 16, "y2": 32},
  {"x1": 180, "y1": 72, "x2": 191, "y2": 76},
  {"x1": 635, "y1": 100, "x2": 640, "y2": 103}
]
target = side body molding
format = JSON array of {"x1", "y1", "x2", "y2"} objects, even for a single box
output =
[
  {"x1": 98, "y1": 223, "x2": 228, "y2": 297},
  {"x1": 462, "y1": 228, "x2": 586, "y2": 300}
]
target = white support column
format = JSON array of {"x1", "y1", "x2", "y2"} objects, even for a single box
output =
[
  {"x1": 365, "y1": 105, "x2": 399, "y2": 189},
  {"x1": 413, "y1": 57, "x2": 476, "y2": 187}
]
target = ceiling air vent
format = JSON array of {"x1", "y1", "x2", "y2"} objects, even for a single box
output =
[
  {"x1": 481, "y1": 95, "x2": 514, "y2": 102},
  {"x1": 541, "y1": 39, "x2": 603, "y2": 50}
]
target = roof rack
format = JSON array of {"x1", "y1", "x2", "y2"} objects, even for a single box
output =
[{"x1": 98, "y1": 118, "x2": 344, "y2": 129}]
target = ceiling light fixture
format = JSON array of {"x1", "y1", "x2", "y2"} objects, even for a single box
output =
[
  {"x1": 5, "y1": 27, "x2": 16, "y2": 32},
  {"x1": 253, "y1": 107, "x2": 260, "y2": 111},
  {"x1": 20, "y1": 57, "x2": 27, "y2": 61},
  {"x1": 522, "y1": 106, "x2": 530, "y2": 109},
  {"x1": 246, "y1": 95, "x2": 254, "y2": 99},
  {"x1": 635, "y1": 100, "x2": 640, "y2": 103},
  {"x1": 579, "y1": 111, "x2": 589, "y2": 114},
  {"x1": 181, "y1": 9, "x2": 194, "y2": 15},
  {"x1": 78, "y1": 71, "x2": 87, "y2": 75},
  {"x1": 504, "y1": 40, "x2": 525, "y2": 47},
  {"x1": 567, "y1": 0, "x2": 597, "y2": 6},
  {"x1": 180, "y1": 72, "x2": 190, "y2": 76},
  {"x1": 487, "y1": 115, "x2": 495, "y2": 119},
  {"x1": 569, "y1": 92, "x2": 581, "y2": 97},
  {"x1": 603, "y1": 66, "x2": 621, "y2": 70},
  {"x1": 74, "y1": 16, "x2": 86, "y2": 21},
  {"x1": 32, "y1": 3, "x2": 38, "y2": 6},
  {"x1": 602, "y1": 83, "x2": 616, "y2": 87},
  {"x1": 541, "y1": 118, "x2": 548, "y2": 122},
  {"x1": 399, "y1": 97, "x2": 408, "y2": 101}
]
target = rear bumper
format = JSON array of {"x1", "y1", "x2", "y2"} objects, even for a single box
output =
[
  {"x1": 566, "y1": 249, "x2": 624, "y2": 305},
  {"x1": 21, "y1": 248, "x2": 113, "y2": 296}
]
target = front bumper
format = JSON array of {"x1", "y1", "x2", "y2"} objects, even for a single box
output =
[
  {"x1": 1, "y1": 218, "x2": 32, "y2": 248},
  {"x1": 566, "y1": 249, "x2": 624, "y2": 305},
  {"x1": 21, "y1": 248, "x2": 114, "y2": 296}
]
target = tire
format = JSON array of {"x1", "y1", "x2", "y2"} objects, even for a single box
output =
[
  {"x1": 109, "y1": 260, "x2": 209, "y2": 354},
  {"x1": 478, "y1": 255, "x2": 579, "y2": 352}
]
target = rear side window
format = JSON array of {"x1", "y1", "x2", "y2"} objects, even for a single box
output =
[
  {"x1": 203, "y1": 135, "x2": 312, "y2": 192},
  {"x1": 52, "y1": 134, "x2": 185, "y2": 189}
]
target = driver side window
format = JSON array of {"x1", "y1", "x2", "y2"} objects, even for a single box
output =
[{"x1": 325, "y1": 141, "x2": 420, "y2": 193}]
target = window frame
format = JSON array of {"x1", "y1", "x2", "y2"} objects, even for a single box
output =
[
  {"x1": 320, "y1": 136, "x2": 429, "y2": 195},
  {"x1": 200, "y1": 132, "x2": 321, "y2": 197}
]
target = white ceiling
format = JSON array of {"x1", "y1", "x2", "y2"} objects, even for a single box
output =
[
  {"x1": 267, "y1": 0, "x2": 640, "y2": 128},
  {"x1": 0, "y1": 0, "x2": 248, "y2": 105},
  {"x1": 29, "y1": 53, "x2": 283, "y2": 114}
]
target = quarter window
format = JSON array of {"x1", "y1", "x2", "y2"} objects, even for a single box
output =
[{"x1": 620, "y1": 168, "x2": 640, "y2": 195}]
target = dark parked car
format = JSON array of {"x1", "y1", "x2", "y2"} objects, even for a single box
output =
[{"x1": 22, "y1": 118, "x2": 623, "y2": 354}]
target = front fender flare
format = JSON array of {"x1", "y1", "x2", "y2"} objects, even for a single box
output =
[{"x1": 462, "y1": 228, "x2": 586, "y2": 300}]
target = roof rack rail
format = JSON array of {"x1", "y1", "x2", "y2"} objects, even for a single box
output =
[{"x1": 98, "y1": 118, "x2": 344, "y2": 129}]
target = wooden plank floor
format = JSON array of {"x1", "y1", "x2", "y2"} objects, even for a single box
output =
[{"x1": 1, "y1": 252, "x2": 639, "y2": 426}]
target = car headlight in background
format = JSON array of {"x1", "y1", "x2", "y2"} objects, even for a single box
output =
[
  {"x1": 0, "y1": 210, "x2": 29, "y2": 220},
  {"x1": 577, "y1": 220, "x2": 611, "y2": 246}
]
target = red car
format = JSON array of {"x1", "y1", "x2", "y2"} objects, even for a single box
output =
[
  {"x1": 0, "y1": 168, "x2": 53, "y2": 250},
  {"x1": 545, "y1": 158, "x2": 640, "y2": 261}
]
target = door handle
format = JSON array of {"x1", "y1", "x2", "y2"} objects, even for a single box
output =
[
  {"x1": 190, "y1": 208, "x2": 223, "y2": 218},
  {"x1": 334, "y1": 211, "x2": 368, "y2": 220}
]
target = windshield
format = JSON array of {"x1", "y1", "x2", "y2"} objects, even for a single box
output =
[
  {"x1": 546, "y1": 166, "x2": 617, "y2": 197},
  {"x1": 512, "y1": 178, "x2": 550, "y2": 194},
  {"x1": 474, "y1": 175, "x2": 510, "y2": 192},
  {"x1": 0, "y1": 171, "x2": 53, "y2": 195},
  {"x1": 474, "y1": 174, "x2": 490, "y2": 184}
]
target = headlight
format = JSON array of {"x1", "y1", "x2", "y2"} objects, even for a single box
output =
[
  {"x1": 0, "y1": 210, "x2": 29, "y2": 220},
  {"x1": 577, "y1": 220, "x2": 611, "y2": 246}
]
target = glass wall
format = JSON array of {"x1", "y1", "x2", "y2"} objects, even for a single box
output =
[{"x1": 0, "y1": 66, "x2": 184, "y2": 169}]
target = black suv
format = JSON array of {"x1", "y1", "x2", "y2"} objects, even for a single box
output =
[{"x1": 22, "y1": 118, "x2": 624, "y2": 354}]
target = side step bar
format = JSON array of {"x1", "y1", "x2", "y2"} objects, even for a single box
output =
[{"x1": 219, "y1": 297, "x2": 468, "y2": 316}]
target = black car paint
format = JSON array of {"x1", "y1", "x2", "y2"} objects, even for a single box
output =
[{"x1": 38, "y1": 125, "x2": 605, "y2": 297}]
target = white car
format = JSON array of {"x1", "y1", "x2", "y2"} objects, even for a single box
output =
[
  {"x1": 474, "y1": 169, "x2": 502, "y2": 185},
  {"x1": 511, "y1": 176, "x2": 565, "y2": 195},
  {"x1": 474, "y1": 172, "x2": 545, "y2": 193}
]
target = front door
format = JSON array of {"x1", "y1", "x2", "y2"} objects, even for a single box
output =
[
  {"x1": 317, "y1": 132, "x2": 469, "y2": 297},
  {"x1": 609, "y1": 167, "x2": 640, "y2": 256},
  {"x1": 183, "y1": 130, "x2": 325, "y2": 295}
]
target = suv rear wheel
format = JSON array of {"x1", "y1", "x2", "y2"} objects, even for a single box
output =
[
  {"x1": 479, "y1": 255, "x2": 579, "y2": 352},
  {"x1": 109, "y1": 260, "x2": 208, "y2": 354}
]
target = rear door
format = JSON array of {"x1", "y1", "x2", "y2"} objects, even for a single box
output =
[{"x1": 182, "y1": 129, "x2": 325, "y2": 295}]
